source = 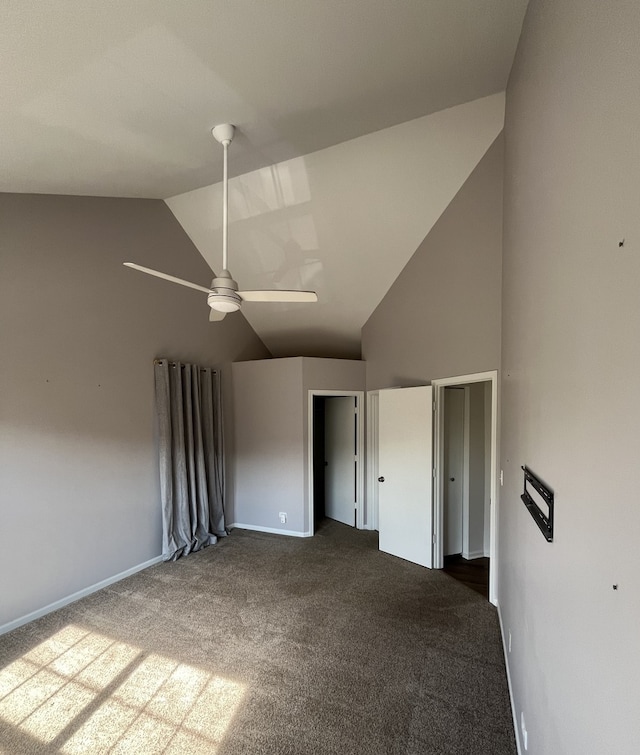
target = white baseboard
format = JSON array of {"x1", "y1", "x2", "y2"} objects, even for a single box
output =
[
  {"x1": 0, "y1": 555, "x2": 163, "y2": 637},
  {"x1": 497, "y1": 602, "x2": 522, "y2": 755},
  {"x1": 229, "y1": 522, "x2": 311, "y2": 538},
  {"x1": 462, "y1": 550, "x2": 486, "y2": 560}
]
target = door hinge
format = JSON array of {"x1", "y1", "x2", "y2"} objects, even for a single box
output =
[
  {"x1": 432, "y1": 533, "x2": 436, "y2": 544},
  {"x1": 432, "y1": 468, "x2": 436, "y2": 479}
]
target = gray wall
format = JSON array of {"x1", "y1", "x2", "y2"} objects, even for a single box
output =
[
  {"x1": 362, "y1": 135, "x2": 503, "y2": 390},
  {"x1": 500, "y1": 1, "x2": 640, "y2": 752},
  {"x1": 232, "y1": 357, "x2": 365, "y2": 534},
  {"x1": 0, "y1": 193, "x2": 269, "y2": 629},
  {"x1": 231, "y1": 358, "x2": 305, "y2": 532}
]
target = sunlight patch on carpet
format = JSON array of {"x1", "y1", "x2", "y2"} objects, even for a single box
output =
[{"x1": 0, "y1": 624, "x2": 245, "y2": 753}]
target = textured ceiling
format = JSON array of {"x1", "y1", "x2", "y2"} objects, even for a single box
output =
[{"x1": 2, "y1": 0, "x2": 527, "y2": 198}]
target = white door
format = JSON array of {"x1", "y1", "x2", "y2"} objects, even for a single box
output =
[
  {"x1": 324, "y1": 397, "x2": 356, "y2": 526},
  {"x1": 378, "y1": 386, "x2": 433, "y2": 568},
  {"x1": 444, "y1": 387, "x2": 465, "y2": 555}
]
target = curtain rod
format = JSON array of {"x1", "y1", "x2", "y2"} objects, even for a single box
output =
[{"x1": 154, "y1": 359, "x2": 218, "y2": 374}]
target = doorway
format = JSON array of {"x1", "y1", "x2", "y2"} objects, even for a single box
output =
[
  {"x1": 443, "y1": 387, "x2": 465, "y2": 557},
  {"x1": 308, "y1": 391, "x2": 364, "y2": 534},
  {"x1": 442, "y1": 384, "x2": 490, "y2": 598},
  {"x1": 433, "y1": 371, "x2": 498, "y2": 604}
]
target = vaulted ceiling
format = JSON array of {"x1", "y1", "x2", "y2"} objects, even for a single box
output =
[
  {"x1": 3, "y1": 0, "x2": 528, "y2": 356},
  {"x1": 167, "y1": 94, "x2": 505, "y2": 357}
]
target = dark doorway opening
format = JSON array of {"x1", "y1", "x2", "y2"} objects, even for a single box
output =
[{"x1": 443, "y1": 554, "x2": 489, "y2": 599}]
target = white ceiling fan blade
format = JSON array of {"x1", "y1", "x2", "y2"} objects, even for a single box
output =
[
  {"x1": 238, "y1": 290, "x2": 318, "y2": 303},
  {"x1": 209, "y1": 308, "x2": 227, "y2": 322},
  {"x1": 124, "y1": 263, "x2": 211, "y2": 294}
]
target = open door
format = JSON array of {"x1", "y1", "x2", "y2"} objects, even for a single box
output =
[
  {"x1": 444, "y1": 387, "x2": 465, "y2": 555},
  {"x1": 378, "y1": 386, "x2": 433, "y2": 568},
  {"x1": 324, "y1": 396, "x2": 356, "y2": 526}
]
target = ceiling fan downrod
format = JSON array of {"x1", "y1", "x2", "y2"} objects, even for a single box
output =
[
  {"x1": 123, "y1": 122, "x2": 316, "y2": 323},
  {"x1": 211, "y1": 123, "x2": 235, "y2": 273}
]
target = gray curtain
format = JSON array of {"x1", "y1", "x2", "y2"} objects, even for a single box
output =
[{"x1": 154, "y1": 359, "x2": 226, "y2": 561}]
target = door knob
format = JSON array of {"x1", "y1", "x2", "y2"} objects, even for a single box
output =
[
  {"x1": 449, "y1": 477, "x2": 455, "y2": 482},
  {"x1": 378, "y1": 476, "x2": 385, "y2": 482}
]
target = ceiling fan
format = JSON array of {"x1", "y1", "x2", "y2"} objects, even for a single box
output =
[{"x1": 124, "y1": 124, "x2": 318, "y2": 321}]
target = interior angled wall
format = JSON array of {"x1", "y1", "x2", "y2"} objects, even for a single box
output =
[
  {"x1": 231, "y1": 358, "x2": 305, "y2": 534},
  {"x1": 0, "y1": 193, "x2": 270, "y2": 631},
  {"x1": 500, "y1": 1, "x2": 640, "y2": 752},
  {"x1": 231, "y1": 357, "x2": 365, "y2": 535},
  {"x1": 362, "y1": 135, "x2": 503, "y2": 389}
]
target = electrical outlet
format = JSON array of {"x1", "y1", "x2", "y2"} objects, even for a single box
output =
[
  {"x1": 508, "y1": 630, "x2": 512, "y2": 653},
  {"x1": 521, "y1": 712, "x2": 528, "y2": 751},
  {"x1": 279, "y1": 512, "x2": 287, "y2": 524}
]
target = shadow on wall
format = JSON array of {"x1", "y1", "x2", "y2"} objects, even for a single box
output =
[
  {"x1": 390, "y1": 376, "x2": 435, "y2": 388},
  {"x1": 262, "y1": 326, "x2": 362, "y2": 361}
]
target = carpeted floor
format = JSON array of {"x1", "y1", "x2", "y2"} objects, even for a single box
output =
[{"x1": 0, "y1": 520, "x2": 516, "y2": 754}]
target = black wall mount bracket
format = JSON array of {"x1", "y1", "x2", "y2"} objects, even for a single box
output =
[{"x1": 521, "y1": 466, "x2": 554, "y2": 542}]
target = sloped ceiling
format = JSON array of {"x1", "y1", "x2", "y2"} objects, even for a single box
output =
[
  {"x1": 2, "y1": 1, "x2": 526, "y2": 198},
  {"x1": 2, "y1": 1, "x2": 527, "y2": 357},
  {"x1": 167, "y1": 95, "x2": 504, "y2": 357}
]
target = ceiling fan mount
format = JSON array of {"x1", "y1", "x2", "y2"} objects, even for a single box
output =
[
  {"x1": 211, "y1": 123, "x2": 235, "y2": 145},
  {"x1": 123, "y1": 123, "x2": 317, "y2": 322}
]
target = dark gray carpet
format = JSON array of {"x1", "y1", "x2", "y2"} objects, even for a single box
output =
[{"x1": 0, "y1": 520, "x2": 516, "y2": 754}]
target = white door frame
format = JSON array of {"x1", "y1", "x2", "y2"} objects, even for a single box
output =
[
  {"x1": 365, "y1": 390, "x2": 380, "y2": 531},
  {"x1": 307, "y1": 390, "x2": 365, "y2": 535},
  {"x1": 432, "y1": 370, "x2": 499, "y2": 605}
]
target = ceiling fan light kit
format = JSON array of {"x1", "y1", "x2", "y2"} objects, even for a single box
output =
[
  {"x1": 123, "y1": 123, "x2": 317, "y2": 321},
  {"x1": 208, "y1": 271, "x2": 241, "y2": 313},
  {"x1": 208, "y1": 294, "x2": 241, "y2": 313}
]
